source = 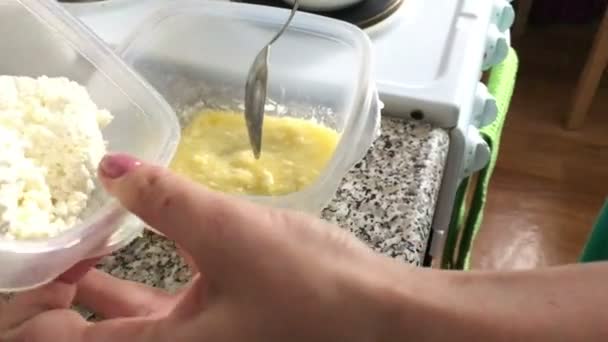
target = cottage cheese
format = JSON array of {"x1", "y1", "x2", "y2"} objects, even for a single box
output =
[{"x1": 0, "y1": 76, "x2": 113, "y2": 240}]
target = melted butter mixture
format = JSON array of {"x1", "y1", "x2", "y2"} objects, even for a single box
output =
[{"x1": 170, "y1": 110, "x2": 340, "y2": 196}]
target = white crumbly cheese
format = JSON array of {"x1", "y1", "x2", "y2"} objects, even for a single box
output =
[{"x1": 0, "y1": 75, "x2": 113, "y2": 240}]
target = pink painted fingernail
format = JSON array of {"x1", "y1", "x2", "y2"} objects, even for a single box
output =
[{"x1": 99, "y1": 153, "x2": 142, "y2": 179}]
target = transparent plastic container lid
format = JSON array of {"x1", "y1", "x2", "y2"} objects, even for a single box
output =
[{"x1": 0, "y1": 0, "x2": 180, "y2": 292}]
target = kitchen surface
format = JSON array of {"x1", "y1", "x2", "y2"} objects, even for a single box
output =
[
  {"x1": 60, "y1": 0, "x2": 513, "y2": 278},
  {"x1": 99, "y1": 118, "x2": 449, "y2": 291},
  {"x1": 61, "y1": 0, "x2": 461, "y2": 291},
  {"x1": 0, "y1": 0, "x2": 512, "y2": 293}
]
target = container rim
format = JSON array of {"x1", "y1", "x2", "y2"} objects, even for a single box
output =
[{"x1": 0, "y1": 0, "x2": 180, "y2": 253}]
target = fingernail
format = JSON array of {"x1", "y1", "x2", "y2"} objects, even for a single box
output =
[{"x1": 99, "y1": 153, "x2": 142, "y2": 179}]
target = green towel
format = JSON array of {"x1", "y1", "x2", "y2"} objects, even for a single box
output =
[{"x1": 442, "y1": 48, "x2": 519, "y2": 269}]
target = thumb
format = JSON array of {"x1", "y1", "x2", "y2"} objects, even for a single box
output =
[{"x1": 97, "y1": 153, "x2": 272, "y2": 261}]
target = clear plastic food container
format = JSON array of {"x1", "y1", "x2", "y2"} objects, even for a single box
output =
[
  {"x1": 118, "y1": 0, "x2": 381, "y2": 213},
  {"x1": 0, "y1": 0, "x2": 180, "y2": 291}
]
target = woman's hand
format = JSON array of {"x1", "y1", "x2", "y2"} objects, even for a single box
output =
[
  {"x1": 6, "y1": 153, "x2": 608, "y2": 342},
  {"x1": 0, "y1": 153, "x2": 407, "y2": 341}
]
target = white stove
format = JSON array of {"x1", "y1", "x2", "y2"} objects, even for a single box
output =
[{"x1": 62, "y1": 0, "x2": 514, "y2": 266}]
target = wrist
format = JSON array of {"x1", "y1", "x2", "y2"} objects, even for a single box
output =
[
  {"x1": 339, "y1": 256, "x2": 443, "y2": 342},
  {"x1": 367, "y1": 262, "x2": 438, "y2": 341},
  {"x1": 366, "y1": 265, "x2": 545, "y2": 342},
  {"x1": 356, "y1": 258, "x2": 461, "y2": 342}
]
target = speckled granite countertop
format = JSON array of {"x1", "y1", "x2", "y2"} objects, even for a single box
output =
[{"x1": 98, "y1": 117, "x2": 449, "y2": 291}]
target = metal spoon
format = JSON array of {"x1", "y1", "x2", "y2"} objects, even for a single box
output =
[{"x1": 244, "y1": 0, "x2": 299, "y2": 159}]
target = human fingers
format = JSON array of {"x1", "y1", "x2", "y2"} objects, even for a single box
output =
[
  {"x1": 75, "y1": 269, "x2": 176, "y2": 319},
  {"x1": 1, "y1": 309, "x2": 87, "y2": 341},
  {"x1": 57, "y1": 258, "x2": 102, "y2": 284},
  {"x1": 4, "y1": 311, "x2": 161, "y2": 342},
  {"x1": 0, "y1": 281, "x2": 75, "y2": 333},
  {"x1": 0, "y1": 258, "x2": 100, "y2": 334}
]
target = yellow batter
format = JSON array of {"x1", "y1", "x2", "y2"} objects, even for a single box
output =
[{"x1": 170, "y1": 110, "x2": 340, "y2": 196}]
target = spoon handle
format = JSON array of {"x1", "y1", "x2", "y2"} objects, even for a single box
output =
[{"x1": 268, "y1": 0, "x2": 299, "y2": 46}]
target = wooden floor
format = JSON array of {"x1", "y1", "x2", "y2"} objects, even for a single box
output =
[{"x1": 470, "y1": 25, "x2": 608, "y2": 270}]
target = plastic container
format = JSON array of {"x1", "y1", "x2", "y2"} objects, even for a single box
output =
[
  {"x1": 118, "y1": 0, "x2": 381, "y2": 213},
  {"x1": 0, "y1": 0, "x2": 180, "y2": 291}
]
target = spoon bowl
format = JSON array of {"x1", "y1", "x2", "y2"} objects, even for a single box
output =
[{"x1": 244, "y1": 0, "x2": 299, "y2": 159}]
